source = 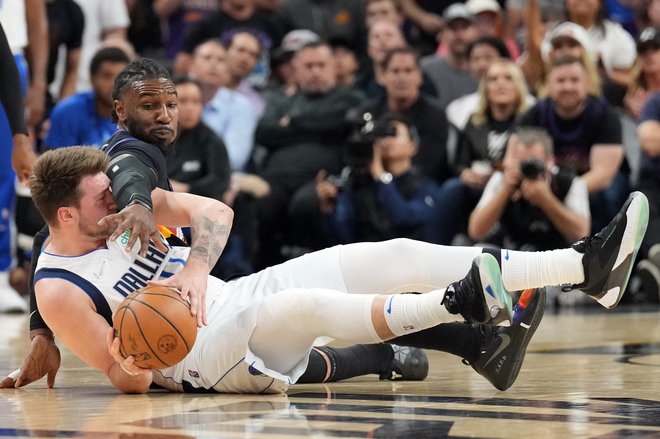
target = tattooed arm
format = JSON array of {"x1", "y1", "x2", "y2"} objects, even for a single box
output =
[{"x1": 149, "y1": 188, "x2": 234, "y2": 326}]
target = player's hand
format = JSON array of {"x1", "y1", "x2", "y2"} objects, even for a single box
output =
[
  {"x1": 99, "y1": 203, "x2": 168, "y2": 256},
  {"x1": 147, "y1": 261, "x2": 208, "y2": 327},
  {"x1": 11, "y1": 134, "x2": 37, "y2": 186},
  {"x1": 106, "y1": 328, "x2": 151, "y2": 376},
  {"x1": 0, "y1": 334, "x2": 61, "y2": 388}
]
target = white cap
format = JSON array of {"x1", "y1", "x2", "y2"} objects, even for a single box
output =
[
  {"x1": 548, "y1": 22, "x2": 593, "y2": 54},
  {"x1": 466, "y1": 0, "x2": 502, "y2": 15}
]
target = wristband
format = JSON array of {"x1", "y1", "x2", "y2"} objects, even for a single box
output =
[
  {"x1": 120, "y1": 363, "x2": 138, "y2": 376},
  {"x1": 127, "y1": 198, "x2": 153, "y2": 212}
]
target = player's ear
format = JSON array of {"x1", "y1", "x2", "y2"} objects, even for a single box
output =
[
  {"x1": 114, "y1": 99, "x2": 126, "y2": 123},
  {"x1": 57, "y1": 206, "x2": 76, "y2": 226}
]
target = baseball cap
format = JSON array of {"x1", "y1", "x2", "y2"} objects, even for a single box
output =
[
  {"x1": 442, "y1": 3, "x2": 474, "y2": 25},
  {"x1": 548, "y1": 22, "x2": 593, "y2": 53},
  {"x1": 637, "y1": 27, "x2": 660, "y2": 51},
  {"x1": 272, "y1": 29, "x2": 321, "y2": 62},
  {"x1": 466, "y1": 0, "x2": 502, "y2": 15}
]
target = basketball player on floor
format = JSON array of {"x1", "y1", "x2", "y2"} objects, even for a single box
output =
[
  {"x1": 16, "y1": 147, "x2": 648, "y2": 393},
  {"x1": 3, "y1": 58, "x2": 435, "y2": 388}
]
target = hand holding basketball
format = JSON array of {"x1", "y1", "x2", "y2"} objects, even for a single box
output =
[{"x1": 113, "y1": 285, "x2": 198, "y2": 370}]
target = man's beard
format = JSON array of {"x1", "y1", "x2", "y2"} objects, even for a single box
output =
[
  {"x1": 125, "y1": 117, "x2": 177, "y2": 155},
  {"x1": 79, "y1": 217, "x2": 114, "y2": 241}
]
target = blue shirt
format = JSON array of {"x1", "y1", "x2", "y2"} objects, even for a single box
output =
[
  {"x1": 638, "y1": 92, "x2": 660, "y2": 180},
  {"x1": 202, "y1": 87, "x2": 256, "y2": 172},
  {"x1": 46, "y1": 91, "x2": 116, "y2": 148}
]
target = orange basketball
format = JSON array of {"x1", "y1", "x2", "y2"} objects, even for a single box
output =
[{"x1": 113, "y1": 285, "x2": 197, "y2": 370}]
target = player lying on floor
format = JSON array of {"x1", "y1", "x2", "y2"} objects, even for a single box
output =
[{"x1": 19, "y1": 147, "x2": 649, "y2": 393}]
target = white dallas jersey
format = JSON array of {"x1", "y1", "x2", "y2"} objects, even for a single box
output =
[{"x1": 34, "y1": 232, "x2": 290, "y2": 394}]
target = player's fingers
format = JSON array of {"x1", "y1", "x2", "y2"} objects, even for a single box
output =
[
  {"x1": 124, "y1": 227, "x2": 140, "y2": 252},
  {"x1": 151, "y1": 231, "x2": 168, "y2": 252},
  {"x1": 201, "y1": 298, "x2": 208, "y2": 326},
  {"x1": 46, "y1": 369, "x2": 57, "y2": 389},
  {"x1": 0, "y1": 377, "x2": 16, "y2": 388},
  {"x1": 14, "y1": 369, "x2": 30, "y2": 388}
]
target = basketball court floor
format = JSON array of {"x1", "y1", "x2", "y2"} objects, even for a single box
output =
[{"x1": 1, "y1": 301, "x2": 660, "y2": 438}]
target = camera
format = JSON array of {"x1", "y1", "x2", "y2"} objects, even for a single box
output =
[
  {"x1": 520, "y1": 159, "x2": 546, "y2": 180},
  {"x1": 345, "y1": 109, "x2": 397, "y2": 168}
]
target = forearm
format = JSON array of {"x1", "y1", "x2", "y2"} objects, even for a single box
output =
[
  {"x1": 25, "y1": 0, "x2": 48, "y2": 89},
  {"x1": 107, "y1": 362, "x2": 152, "y2": 394},
  {"x1": 59, "y1": 50, "x2": 81, "y2": 99},
  {"x1": 537, "y1": 194, "x2": 590, "y2": 242},
  {"x1": 188, "y1": 202, "x2": 234, "y2": 273},
  {"x1": 581, "y1": 168, "x2": 617, "y2": 193},
  {"x1": 637, "y1": 123, "x2": 660, "y2": 157},
  {"x1": 468, "y1": 189, "x2": 511, "y2": 240}
]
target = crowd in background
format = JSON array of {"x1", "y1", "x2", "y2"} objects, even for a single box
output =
[{"x1": 2, "y1": 0, "x2": 660, "y2": 312}]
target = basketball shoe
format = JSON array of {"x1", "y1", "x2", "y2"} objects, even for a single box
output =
[
  {"x1": 468, "y1": 287, "x2": 546, "y2": 391},
  {"x1": 443, "y1": 253, "x2": 513, "y2": 325},
  {"x1": 568, "y1": 191, "x2": 649, "y2": 309},
  {"x1": 379, "y1": 345, "x2": 429, "y2": 381}
]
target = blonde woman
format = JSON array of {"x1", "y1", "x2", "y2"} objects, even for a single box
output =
[
  {"x1": 426, "y1": 60, "x2": 533, "y2": 245},
  {"x1": 625, "y1": 27, "x2": 660, "y2": 120}
]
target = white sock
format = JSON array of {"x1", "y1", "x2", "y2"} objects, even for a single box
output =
[
  {"x1": 382, "y1": 290, "x2": 453, "y2": 337},
  {"x1": 501, "y1": 248, "x2": 585, "y2": 292}
]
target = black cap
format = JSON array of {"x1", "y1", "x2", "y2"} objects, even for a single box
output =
[{"x1": 637, "y1": 27, "x2": 660, "y2": 51}]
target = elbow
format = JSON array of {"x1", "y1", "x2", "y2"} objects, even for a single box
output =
[{"x1": 468, "y1": 219, "x2": 486, "y2": 242}]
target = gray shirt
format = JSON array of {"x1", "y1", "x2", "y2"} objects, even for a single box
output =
[{"x1": 421, "y1": 56, "x2": 477, "y2": 111}]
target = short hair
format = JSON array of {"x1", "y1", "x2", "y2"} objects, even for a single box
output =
[
  {"x1": 365, "y1": 0, "x2": 402, "y2": 12},
  {"x1": 112, "y1": 58, "x2": 172, "y2": 103},
  {"x1": 225, "y1": 29, "x2": 262, "y2": 53},
  {"x1": 295, "y1": 40, "x2": 332, "y2": 56},
  {"x1": 467, "y1": 36, "x2": 511, "y2": 60},
  {"x1": 512, "y1": 127, "x2": 554, "y2": 155},
  {"x1": 90, "y1": 47, "x2": 131, "y2": 77},
  {"x1": 547, "y1": 54, "x2": 586, "y2": 73},
  {"x1": 172, "y1": 74, "x2": 202, "y2": 90},
  {"x1": 111, "y1": 58, "x2": 172, "y2": 122},
  {"x1": 381, "y1": 46, "x2": 419, "y2": 71},
  {"x1": 30, "y1": 147, "x2": 109, "y2": 225}
]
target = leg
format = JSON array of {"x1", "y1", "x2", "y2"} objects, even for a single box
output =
[{"x1": 247, "y1": 287, "x2": 454, "y2": 382}]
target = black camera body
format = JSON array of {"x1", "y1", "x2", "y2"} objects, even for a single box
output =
[
  {"x1": 345, "y1": 110, "x2": 396, "y2": 168},
  {"x1": 520, "y1": 159, "x2": 546, "y2": 180}
]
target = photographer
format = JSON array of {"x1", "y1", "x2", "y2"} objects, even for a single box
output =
[
  {"x1": 316, "y1": 113, "x2": 438, "y2": 244},
  {"x1": 468, "y1": 127, "x2": 590, "y2": 251}
]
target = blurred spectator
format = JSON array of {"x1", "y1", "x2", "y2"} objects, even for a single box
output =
[
  {"x1": 224, "y1": 31, "x2": 266, "y2": 117},
  {"x1": 331, "y1": 38, "x2": 360, "y2": 89},
  {"x1": 0, "y1": 0, "x2": 48, "y2": 129},
  {"x1": 446, "y1": 35, "x2": 512, "y2": 131},
  {"x1": 125, "y1": 0, "x2": 162, "y2": 58},
  {"x1": 176, "y1": 0, "x2": 284, "y2": 87},
  {"x1": 649, "y1": 0, "x2": 660, "y2": 27},
  {"x1": 0, "y1": 21, "x2": 36, "y2": 312},
  {"x1": 73, "y1": 0, "x2": 130, "y2": 92},
  {"x1": 519, "y1": 55, "x2": 627, "y2": 233},
  {"x1": 559, "y1": 0, "x2": 636, "y2": 99},
  {"x1": 365, "y1": 0, "x2": 405, "y2": 29},
  {"x1": 468, "y1": 127, "x2": 590, "y2": 250},
  {"x1": 45, "y1": 47, "x2": 130, "y2": 148},
  {"x1": 400, "y1": 0, "x2": 455, "y2": 55},
  {"x1": 279, "y1": 0, "x2": 367, "y2": 58},
  {"x1": 504, "y1": 0, "x2": 565, "y2": 42},
  {"x1": 316, "y1": 113, "x2": 438, "y2": 244},
  {"x1": 187, "y1": 38, "x2": 256, "y2": 173},
  {"x1": 522, "y1": 21, "x2": 602, "y2": 97},
  {"x1": 269, "y1": 29, "x2": 321, "y2": 93},
  {"x1": 153, "y1": 0, "x2": 221, "y2": 60},
  {"x1": 255, "y1": 41, "x2": 364, "y2": 267},
  {"x1": 356, "y1": 19, "x2": 407, "y2": 100},
  {"x1": 422, "y1": 3, "x2": 479, "y2": 110},
  {"x1": 188, "y1": 39, "x2": 229, "y2": 105},
  {"x1": 427, "y1": 60, "x2": 532, "y2": 245},
  {"x1": 465, "y1": 0, "x2": 520, "y2": 59},
  {"x1": 45, "y1": 0, "x2": 84, "y2": 105},
  {"x1": 167, "y1": 77, "x2": 231, "y2": 201},
  {"x1": 635, "y1": 92, "x2": 660, "y2": 300},
  {"x1": 359, "y1": 47, "x2": 450, "y2": 182},
  {"x1": 625, "y1": 27, "x2": 660, "y2": 120}
]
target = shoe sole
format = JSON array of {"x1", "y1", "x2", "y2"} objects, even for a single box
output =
[
  {"x1": 591, "y1": 192, "x2": 649, "y2": 309},
  {"x1": 494, "y1": 287, "x2": 546, "y2": 391},
  {"x1": 477, "y1": 253, "x2": 513, "y2": 326}
]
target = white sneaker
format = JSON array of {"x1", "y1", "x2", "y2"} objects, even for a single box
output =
[{"x1": 0, "y1": 271, "x2": 28, "y2": 313}]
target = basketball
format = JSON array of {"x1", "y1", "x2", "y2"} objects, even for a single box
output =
[{"x1": 113, "y1": 285, "x2": 198, "y2": 370}]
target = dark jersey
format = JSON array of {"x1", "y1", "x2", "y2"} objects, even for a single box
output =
[{"x1": 102, "y1": 129, "x2": 172, "y2": 191}]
